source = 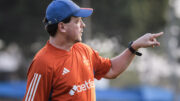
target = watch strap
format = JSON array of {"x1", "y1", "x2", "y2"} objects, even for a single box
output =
[{"x1": 128, "y1": 41, "x2": 142, "y2": 56}]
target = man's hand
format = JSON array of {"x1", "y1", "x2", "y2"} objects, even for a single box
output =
[{"x1": 132, "y1": 32, "x2": 164, "y2": 50}]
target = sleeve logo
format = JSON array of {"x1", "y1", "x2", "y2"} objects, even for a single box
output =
[{"x1": 25, "y1": 73, "x2": 41, "y2": 101}]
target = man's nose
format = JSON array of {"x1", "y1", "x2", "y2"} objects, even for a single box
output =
[{"x1": 81, "y1": 20, "x2": 86, "y2": 28}]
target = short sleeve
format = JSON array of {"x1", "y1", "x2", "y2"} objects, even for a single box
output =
[
  {"x1": 73, "y1": 43, "x2": 112, "y2": 80},
  {"x1": 91, "y1": 50, "x2": 112, "y2": 80},
  {"x1": 23, "y1": 58, "x2": 53, "y2": 101}
]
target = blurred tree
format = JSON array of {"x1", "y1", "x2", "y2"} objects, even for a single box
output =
[
  {"x1": 0, "y1": 0, "x2": 51, "y2": 57},
  {"x1": 91, "y1": 0, "x2": 168, "y2": 45}
]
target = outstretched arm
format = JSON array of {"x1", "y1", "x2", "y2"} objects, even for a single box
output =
[{"x1": 104, "y1": 32, "x2": 164, "y2": 79}]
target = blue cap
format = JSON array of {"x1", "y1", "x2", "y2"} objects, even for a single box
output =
[{"x1": 46, "y1": 0, "x2": 93, "y2": 25}]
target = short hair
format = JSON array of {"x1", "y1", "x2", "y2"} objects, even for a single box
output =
[{"x1": 43, "y1": 16, "x2": 72, "y2": 37}]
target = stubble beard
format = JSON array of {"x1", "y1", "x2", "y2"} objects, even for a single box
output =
[{"x1": 66, "y1": 32, "x2": 82, "y2": 44}]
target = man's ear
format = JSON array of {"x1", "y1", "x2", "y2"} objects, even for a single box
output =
[{"x1": 58, "y1": 22, "x2": 66, "y2": 33}]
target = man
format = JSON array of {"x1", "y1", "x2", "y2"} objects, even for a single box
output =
[{"x1": 23, "y1": 0, "x2": 163, "y2": 101}]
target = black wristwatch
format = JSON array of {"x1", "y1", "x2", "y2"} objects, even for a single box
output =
[{"x1": 128, "y1": 41, "x2": 142, "y2": 56}]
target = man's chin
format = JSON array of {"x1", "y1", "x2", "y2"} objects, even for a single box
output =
[{"x1": 74, "y1": 39, "x2": 82, "y2": 43}]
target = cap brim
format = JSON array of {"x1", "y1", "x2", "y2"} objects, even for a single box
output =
[{"x1": 73, "y1": 8, "x2": 93, "y2": 17}]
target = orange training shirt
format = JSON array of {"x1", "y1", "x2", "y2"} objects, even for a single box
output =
[{"x1": 23, "y1": 41, "x2": 111, "y2": 101}]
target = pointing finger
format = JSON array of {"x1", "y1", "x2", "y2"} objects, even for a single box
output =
[{"x1": 152, "y1": 32, "x2": 164, "y2": 38}]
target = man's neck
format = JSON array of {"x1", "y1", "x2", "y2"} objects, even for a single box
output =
[{"x1": 49, "y1": 36, "x2": 74, "y2": 51}]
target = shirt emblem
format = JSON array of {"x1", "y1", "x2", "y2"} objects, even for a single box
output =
[
  {"x1": 62, "y1": 67, "x2": 70, "y2": 75},
  {"x1": 83, "y1": 56, "x2": 90, "y2": 69}
]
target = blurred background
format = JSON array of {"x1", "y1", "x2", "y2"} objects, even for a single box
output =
[{"x1": 0, "y1": 0, "x2": 180, "y2": 101}]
